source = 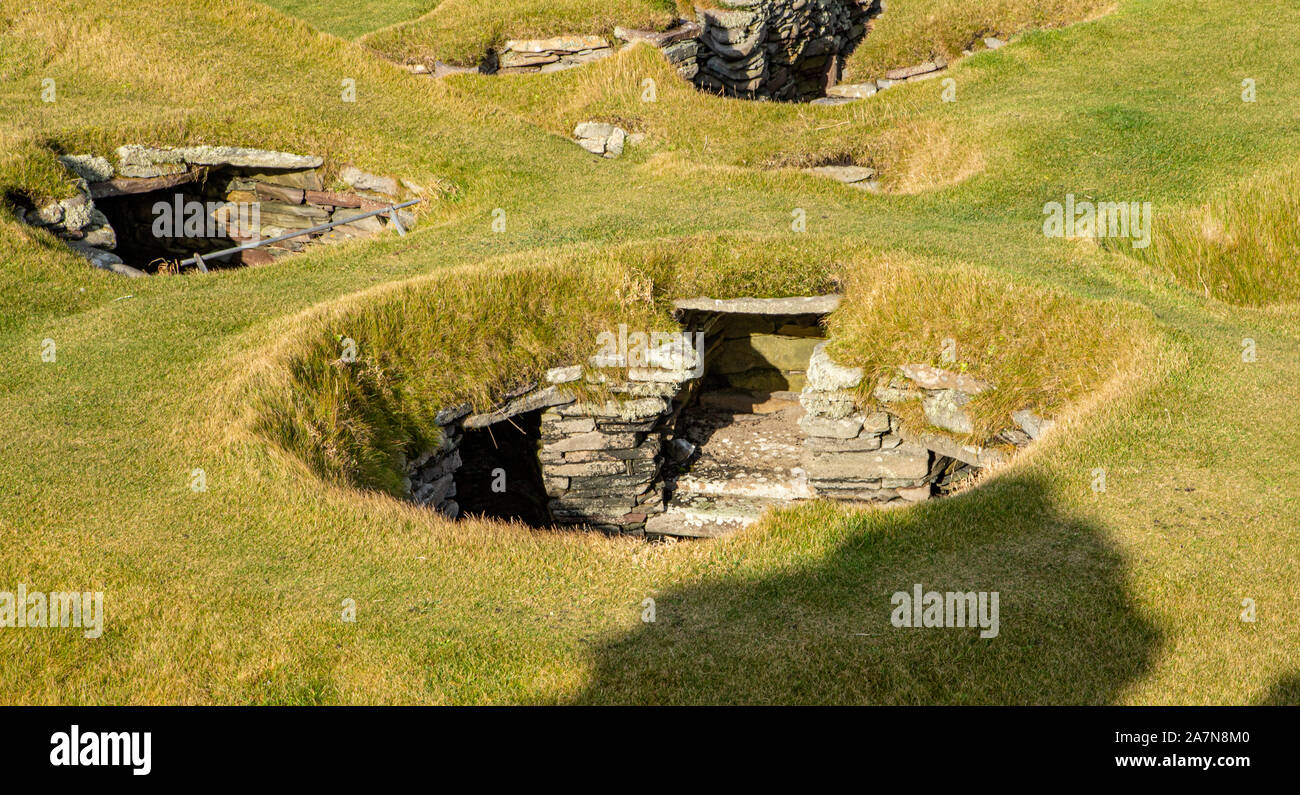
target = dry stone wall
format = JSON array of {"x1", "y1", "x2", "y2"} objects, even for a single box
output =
[
  {"x1": 406, "y1": 404, "x2": 468, "y2": 519},
  {"x1": 799, "y1": 342, "x2": 934, "y2": 504},
  {"x1": 538, "y1": 395, "x2": 679, "y2": 533}
]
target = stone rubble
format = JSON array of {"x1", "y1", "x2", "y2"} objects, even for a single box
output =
[{"x1": 573, "y1": 123, "x2": 630, "y2": 158}]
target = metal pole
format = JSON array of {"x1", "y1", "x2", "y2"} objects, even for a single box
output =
[{"x1": 176, "y1": 198, "x2": 421, "y2": 270}]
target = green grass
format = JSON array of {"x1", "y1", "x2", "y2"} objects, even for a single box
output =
[
  {"x1": 842, "y1": 0, "x2": 1115, "y2": 81},
  {"x1": 1, "y1": 0, "x2": 1299, "y2": 705}
]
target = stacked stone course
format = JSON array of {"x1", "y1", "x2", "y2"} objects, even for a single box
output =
[
  {"x1": 799, "y1": 342, "x2": 935, "y2": 504},
  {"x1": 406, "y1": 404, "x2": 469, "y2": 519}
]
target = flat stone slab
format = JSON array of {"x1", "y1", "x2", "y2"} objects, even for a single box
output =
[
  {"x1": 826, "y1": 82, "x2": 879, "y2": 99},
  {"x1": 614, "y1": 22, "x2": 701, "y2": 48},
  {"x1": 898, "y1": 363, "x2": 994, "y2": 394},
  {"x1": 672, "y1": 295, "x2": 841, "y2": 315},
  {"x1": 87, "y1": 170, "x2": 204, "y2": 199},
  {"x1": 463, "y1": 386, "x2": 574, "y2": 428},
  {"x1": 804, "y1": 165, "x2": 876, "y2": 184},
  {"x1": 885, "y1": 59, "x2": 947, "y2": 81},
  {"x1": 1012, "y1": 409, "x2": 1052, "y2": 440},
  {"x1": 117, "y1": 144, "x2": 322, "y2": 170},
  {"x1": 58, "y1": 154, "x2": 113, "y2": 182},
  {"x1": 504, "y1": 36, "x2": 609, "y2": 54},
  {"x1": 433, "y1": 61, "x2": 484, "y2": 77},
  {"x1": 645, "y1": 493, "x2": 781, "y2": 538},
  {"x1": 804, "y1": 445, "x2": 931, "y2": 481},
  {"x1": 897, "y1": 425, "x2": 1006, "y2": 468}
]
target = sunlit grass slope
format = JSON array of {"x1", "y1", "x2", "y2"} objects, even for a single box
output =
[{"x1": 1125, "y1": 165, "x2": 1300, "y2": 306}]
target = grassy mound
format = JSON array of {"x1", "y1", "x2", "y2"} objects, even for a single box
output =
[
  {"x1": 0, "y1": 0, "x2": 547, "y2": 207},
  {"x1": 250, "y1": 233, "x2": 1150, "y2": 493}
]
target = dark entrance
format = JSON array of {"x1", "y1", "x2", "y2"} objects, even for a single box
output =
[{"x1": 453, "y1": 411, "x2": 551, "y2": 526}]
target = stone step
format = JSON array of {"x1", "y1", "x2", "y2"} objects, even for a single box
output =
[
  {"x1": 675, "y1": 468, "x2": 813, "y2": 501},
  {"x1": 645, "y1": 493, "x2": 790, "y2": 538}
]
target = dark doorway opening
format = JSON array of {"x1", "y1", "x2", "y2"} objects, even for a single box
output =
[{"x1": 453, "y1": 411, "x2": 551, "y2": 526}]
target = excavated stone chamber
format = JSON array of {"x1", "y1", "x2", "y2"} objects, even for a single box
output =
[
  {"x1": 17, "y1": 147, "x2": 412, "y2": 275},
  {"x1": 683, "y1": 0, "x2": 882, "y2": 102},
  {"x1": 404, "y1": 294, "x2": 1052, "y2": 540}
]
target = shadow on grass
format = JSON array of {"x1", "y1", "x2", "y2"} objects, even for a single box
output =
[
  {"x1": 575, "y1": 474, "x2": 1160, "y2": 704},
  {"x1": 1257, "y1": 673, "x2": 1300, "y2": 706}
]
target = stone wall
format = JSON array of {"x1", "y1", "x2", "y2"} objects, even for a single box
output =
[
  {"x1": 406, "y1": 404, "x2": 469, "y2": 519},
  {"x1": 538, "y1": 394, "x2": 678, "y2": 534},
  {"x1": 799, "y1": 342, "x2": 934, "y2": 504},
  {"x1": 17, "y1": 146, "x2": 411, "y2": 274},
  {"x1": 707, "y1": 312, "x2": 824, "y2": 392}
]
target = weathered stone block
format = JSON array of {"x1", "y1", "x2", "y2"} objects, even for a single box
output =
[
  {"x1": 545, "y1": 460, "x2": 626, "y2": 478},
  {"x1": 806, "y1": 342, "x2": 863, "y2": 390},
  {"x1": 543, "y1": 431, "x2": 638, "y2": 453},
  {"x1": 799, "y1": 413, "x2": 864, "y2": 439},
  {"x1": 923, "y1": 389, "x2": 974, "y2": 435},
  {"x1": 898, "y1": 363, "x2": 993, "y2": 395},
  {"x1": 804, "y1": 445, "x2": 930, "y2": 481}
]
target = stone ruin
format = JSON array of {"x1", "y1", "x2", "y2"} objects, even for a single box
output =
[
  {"x1": 405, "y1": 295, "x2": 1053, "y2": 539},
  {"x1": 16, "y1": 147, "x2": 413, "y2": 276},
  {"x1": 412, "y1": 0, "x2": 890, "y2": 104},
  {"x1": 678, "y1": 0, "x2": 881, "y2": 101}
]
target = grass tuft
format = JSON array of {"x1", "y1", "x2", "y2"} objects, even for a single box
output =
[{"x1": 1125, "y1": 165, "x2": 1300, "y2": 305}]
